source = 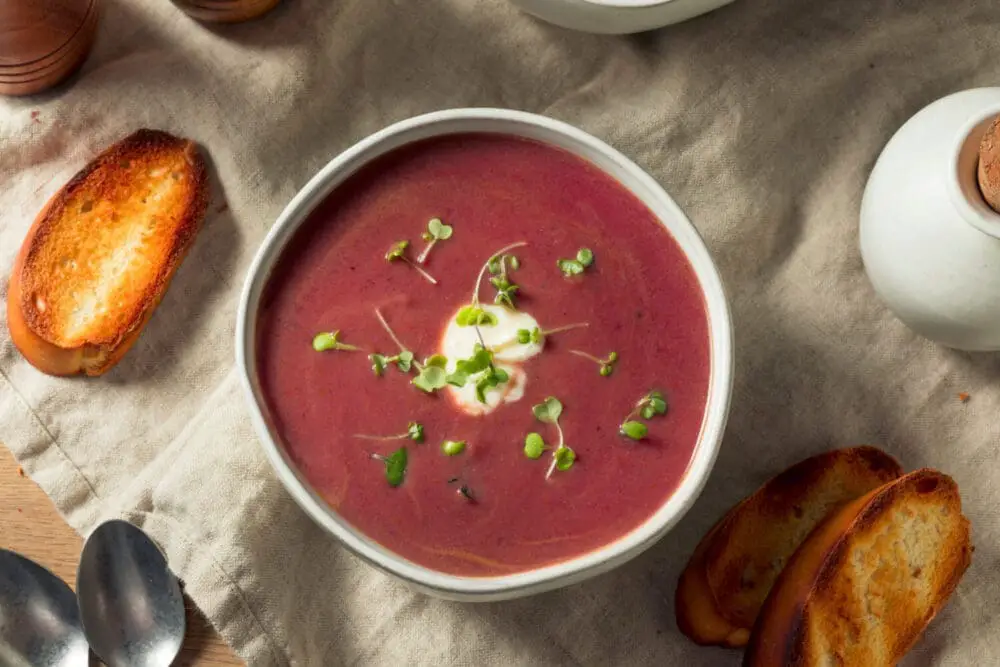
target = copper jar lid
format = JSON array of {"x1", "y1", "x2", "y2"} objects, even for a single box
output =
[{"x1": 0, "y1": 0, "x2": 100, "y2": 97}]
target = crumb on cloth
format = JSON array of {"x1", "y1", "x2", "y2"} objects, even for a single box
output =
[{"x1": 958, "y1": 392, "x2": 970, "y2": 403}]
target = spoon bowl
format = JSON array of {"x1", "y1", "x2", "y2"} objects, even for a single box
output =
[
  {"x1": 0, "y1": 549, "x2": 90, "y2": 667},
  {"x1": 76, "y1": 520, "x2": 185, "y2": 667}
]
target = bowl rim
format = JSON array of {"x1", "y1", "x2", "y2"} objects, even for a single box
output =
[{"x1": 235, "y1": 108, "x2": 733, "y2": 600}]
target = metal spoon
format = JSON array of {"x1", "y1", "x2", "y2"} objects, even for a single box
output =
[
  {"x1": 76, "y1": 520, "x2": 185, "y2": 667},
  {"x1": 0, "y1": 549, "x2": 90, "y2": 667}
]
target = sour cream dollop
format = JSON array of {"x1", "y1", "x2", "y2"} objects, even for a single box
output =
[{"x1": 439, "y1": 304, "x2": 542, "y2": 416}]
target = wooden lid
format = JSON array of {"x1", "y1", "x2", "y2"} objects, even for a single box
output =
[
  {"x1": 0, "y1": 0, "x2": 98, "y2": 96},
  {"x1": 0, "y1": 0, "x2": 94, "y2": 67},
  {"x1": 979, "y1": 115, "x2": 1000, "y2": 214}
]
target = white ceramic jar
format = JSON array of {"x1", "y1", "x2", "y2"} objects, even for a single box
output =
[
  {"x1": 509, "y1": 0, "x2": 735, "y2": 34},
  {"x1": 860, "y1": 88, "x2": 1000, "y2": 351}
]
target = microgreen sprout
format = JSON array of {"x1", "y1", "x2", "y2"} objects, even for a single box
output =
[
  {"x1": 370, "y1": 447, "x2": 408, "y2": 487},
  {"x1": 312, "y1": 330, "x2": 361, "y2": 352},
  {"x1": 417, "y1": 218, "x2": 454, "y2": 264},
  {"x1": 441, "y1": 440, "x2": 467, "y2": 456},
  {"x1": 524, "y1": 432, "x2": 546, "y2": 459},
  {"x1": 619, "y1": 390, "x2": 668, "y2": 441},
  {"x1": 511, "y1": 322, "x2": 590, "y2": 347},
  {"x1": 413, "y1": 363, "x2": 448, "y2": 392},
  {"x1": 530, "y1": 397, "x2": 575, "y2": 478},
  {"x1": 370, "y1": 350, "x2": 415, "y2": 376},
  {"x1": 554, "y1": 446, "x2": 576, "y2": 471},
  {"x1": 370, "y1": 308, "x2": 422, "y2": 377},
  {"x1": 490, "y1": 275, "x2": 520, "y2": 309},
  {"x1": 619, "y1": 421, "x2": 648, "y2": 440},
  {"x1": 472, "y1": 242, "x2": 527, "y2": 308},
  {"x1": 354, "y1": 421, "x2": 425, "y2": 443},
  {"x1": 557, "y1": 248, "x2": 595, "y2": 278},
  {"x1": 475, "y1": 365, "x2": 509, "y2": 404},
  {"x1": 385, "y1": 240, "x2": 438, "y2": 285},
  {"x1": 444, "y1": 242, "x2": 527, "y2": 404},
  {"x1": 532, "y1": 396, "x2": 563, "y2": 423},
  {"x1": 456, "y1": 305, "x2": 498, "y2": 327},
  {"x1": 570, "y1": 349, "x2": 619, "y2": 376},
  {"x1": 486, "y1": 251, "x2": 522, "y2": 308}
]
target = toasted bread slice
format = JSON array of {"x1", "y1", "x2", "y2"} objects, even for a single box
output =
[
  {"x1": 7, "y1": 129, "x2": 208, "y2": 376},
  {"x1": 744, "y1": 469, "x2": 971, "y2": 666},
  {"x1": 676, "y1": 446, "x2": 903, "y2": 647}
]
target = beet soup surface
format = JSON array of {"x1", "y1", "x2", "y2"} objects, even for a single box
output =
[{"x1": 256, "y1": 134, "x2": 711, "y2": 576}]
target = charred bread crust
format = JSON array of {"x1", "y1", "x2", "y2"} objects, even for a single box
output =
[
  {"x1": 744, "y1": 469, "x2": 972, "y2": 667},
  {"x1": 8, "y1": 129, "x2": 208, "y2": 376}
]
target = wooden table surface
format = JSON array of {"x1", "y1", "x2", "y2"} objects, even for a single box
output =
[{"x1": 0, "y1": 446, "x2": 243, "y2": 666}]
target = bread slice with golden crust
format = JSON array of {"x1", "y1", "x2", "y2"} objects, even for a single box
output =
[
  {"x1": 7, "y1": 129, "x2": 208, "y2": 376},
  {"x1": 744, "y1": 469, "x2": 971, "y2": 667},
  {"x1": 676, "y1": 446, "x2": 903, "y2": 647}
]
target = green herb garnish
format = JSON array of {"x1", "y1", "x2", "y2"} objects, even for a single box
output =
[
  {"x1": 446, "y1": 242, "x2": 528, "y2": 404},
  {"x1": 554, "y1": 446, "x2": 576, "y2": 471},
  {"x1": 370, "y1": 308, "x2": 422, "y2": 377},
  {"x1": 510, "y1": 322, "x2": 589, "y2": 348},
  {"x1": 355, "y1": 421, "x2": 425, "y2": 444},
  {"x1": 370, "y1": 351, "x2": 414, "y2": 376},
  {"x1": 532, "y1": 396, "x2": 563, "y2": 423},
  {"x1": 385, "y1": 240, "x2": 438, "y2": 285},
  {"x1": 417, "y1": 218, "x2": 454, "y2": 264},
  {"x1": 396, "y1": 350, "x2": 415, "y2": 371},
  {"x1": 517, "y1": 328, "x2": 540, "y2": 345},
  {"x1": 456, "y1": 305, "x2": 498, "y2": 327},
  {"x1": 474, "y1": 365, "x2": 508, "y2": 404},
  {"x1": 618, "y1": 390, "x2": 668, "y2": 440},
  {"x1": 441, "y1": 439, "x2": 467, "y2": 456},
  {"x1": 490, "y1": 275, "x2": 520, "y2": 309},
  {"x1": 557, "y1": 248, "x2": 595, "y2": 278},
  {"x1": 530, "y1": 397, "x2": 575, "y2": 477},
  {"x1": 524, "y1": 432, "x2": 546, "y2": 459},
  {"x1": 557, "y1": 259, "x2": 585, "y2": 277},
  {"x1": 639, "y1": 391, "x2": 668, "y2": 419},
  {"x1": 570, "y1": 349, "x2": 618, "y2": 376},
  {"x1": 425, "y1": 354, "x2": 448, "y2": 368},
  {"x1": 446, "y1": 369, "x2": 469, "y2": 387},
  {"x1": 619, "y1": 421, "x2": 648, "y2": 440},
  {"x1": 312, "y1": 330, "x2": 361, "y2": 352},
  {"x1": 413, "y1": 364, "x2": 448, "y2": 392},
  {"x1": 472, "y1": 242, "x2": 527, "y2": 312},
  {"x1": 370, "y1": 447, "x2": 408, "y2": 487},
  {"x1": 407, "y1": 422, "x2": 425, "y2": 441}
]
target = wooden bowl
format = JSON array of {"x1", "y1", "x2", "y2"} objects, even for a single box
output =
[
  {"x1": 171, "y1": 0, "x2": 281, "y2": 23},
  {"x1": 0, "y1": 0, "x2": 99, "y2": 97}
]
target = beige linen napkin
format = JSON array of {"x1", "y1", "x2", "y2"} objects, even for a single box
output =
[{"x1": 2, "y1": 0, "x2": 999, "y2": 664}]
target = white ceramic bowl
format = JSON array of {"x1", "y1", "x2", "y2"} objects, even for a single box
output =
[
  {"x1": 236, "y1": 109, "x2": 733, "y2": 601},
  {"x1": 509, "y1": 0, "x2": 736, "y2": 34}
]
